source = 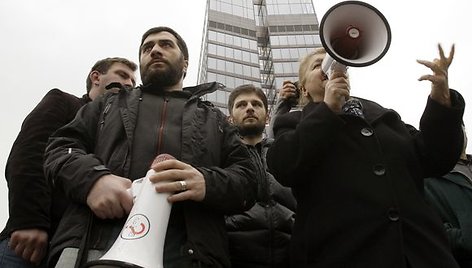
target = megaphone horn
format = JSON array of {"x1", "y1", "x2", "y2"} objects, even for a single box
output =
[
  {"x1": 320, "y1": 1, "x2": 391, "y2": 75},
  {"x1": 84, "y1": 154, "x2": 175, "y2": 268}
]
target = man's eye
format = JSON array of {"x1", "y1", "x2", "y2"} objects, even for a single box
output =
[
  {"x1": 142, "y1": 45, "x2": 152, "y2": 53},
  {"x1": 161, "y1": 41, "x2": 173, "y2": 48}
]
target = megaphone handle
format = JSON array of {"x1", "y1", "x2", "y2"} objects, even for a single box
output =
[
  {"x1": 321, "y1": 54, "x2": 348, "y2": 79},
  {"x1": 321, "y1": 54, "x2": 335, "y2": 76}
]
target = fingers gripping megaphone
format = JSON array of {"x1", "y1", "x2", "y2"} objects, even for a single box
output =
[
  {"x1": 320, "y1": 1, "x2": 392, "y2": 77},
  {"x1": 84, "y1": 154, "x2": 175, "y2": 268}
]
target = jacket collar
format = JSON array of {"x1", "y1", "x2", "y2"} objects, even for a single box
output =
[
  {"x1": 446, "y1": 161, "x2": 472, "y2": 190},
  {"x1": 138, "y1": 82, "x2": 224, "y2": 100},
  {"x1": 81, "y1": 93, "x2": 92, "y2": 104},
  {"x1": 351, "y1": 97, "x2": 398, "y2": 124},
  {"x1": 307, "y1": 97, "x2": 396, "y2": 124}
]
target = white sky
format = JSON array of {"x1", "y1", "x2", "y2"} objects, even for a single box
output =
[{"x1": 0, "y1": 0, "x2": 470, "y2": 228}]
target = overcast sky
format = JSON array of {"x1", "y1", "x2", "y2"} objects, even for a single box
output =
[{"x1": 1, "y1": 0, "x2": 470, "y2": 228}]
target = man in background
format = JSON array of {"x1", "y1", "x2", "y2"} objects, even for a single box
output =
[
  {"x1": 226, "y1": 84, "x2": 296, "y2": 268},
  {"x1": 425, "y1": 124, "x2": 472, "y2": 268},
  {"x1": 0, "y1": 57, "x2": 137, "y2": 267}
]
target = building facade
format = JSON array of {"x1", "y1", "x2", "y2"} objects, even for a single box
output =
[{"x1": 197, "y1": 0, "x2": 321, "y2": 114}]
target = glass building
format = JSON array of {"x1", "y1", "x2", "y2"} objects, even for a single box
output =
[{"x1": 197, "y1": 0, "x2": 321, "y2": 114}]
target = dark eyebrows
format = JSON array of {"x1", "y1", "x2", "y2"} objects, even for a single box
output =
[
  {"x1": 141, "y1": 38, "x2": 176, "y2": 53},
  {"x1": 159, "y1": 38, "x2": 174, "y2": 43},
  {"x1": 235, "y1": 99, "x2": 247, "y2": 106},
  {"x1": 252, "y1": 99, "x2": 264, "y2": 106},
  {"x1": 235, "y1": 99, "x2": 263, "y2": 107},
  {"x1": 141, "y1": 41, "x2": 154, "y2": 51}
]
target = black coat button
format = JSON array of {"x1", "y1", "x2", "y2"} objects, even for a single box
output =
[
  {"x1": 388, "y1": 208, "x2": 400, "y2": 221},
  {"x1": 361, "y1": 127, "x2": 374, "y2": 137},
  {"x1": 373, "y1": 164, "x2": 386, "y2": 176}
]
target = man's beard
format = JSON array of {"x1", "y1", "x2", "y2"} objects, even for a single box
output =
[
  {"x1": 141, "y1": 57, "x2": 185, "y2": 88},
  {"x1": 237, "y1": 123, "x2": 265, "y2": 137}
]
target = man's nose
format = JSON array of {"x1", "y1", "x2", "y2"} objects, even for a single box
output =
[
  {"x1": 150, "y1": 45, "x2": 163, "y2": 57},
  {"x1": 124, "y1": 78, "x2": 134, "y2": 88},
  {"x1": 246, "y1": 104, "x2": 255, "y2": 112}
]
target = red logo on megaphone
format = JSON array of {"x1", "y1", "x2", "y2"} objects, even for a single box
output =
[{"x1": 121, "y1": 214, "x2": 150, "y2": 240}]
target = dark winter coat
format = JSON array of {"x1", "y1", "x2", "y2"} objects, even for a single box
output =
[
  {"x1": 44, "y1": 82, "x2": 258, "y2": 267},
  {"x1": 425, "y1": 158, "x2": 472, "y2": 268},
  {"x1": 0, "y1": 89, "x2": 88, "y2": 241},
  {"x1": 267, "y1": 91, "x2": 464, "y2": 268},
  {"x1": 226, "y1": 138, "x2": 296, "y2": 268}
]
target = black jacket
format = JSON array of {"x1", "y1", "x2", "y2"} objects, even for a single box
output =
[
  {"x1": 1, "y1": 89, "x2": 88, "y2": 241},
  {"x1": 267, "y1": 92, "x2": 464, "y2": 268},
  {"x1": 44, "y1": 82, "x2": 258, "y2": 267},
  {"x1": 425, "y1": 158, "x2": 472, "y2": 268},
  {"x1": 226, "y1": 138, "x2": 296, "y2": 268}
]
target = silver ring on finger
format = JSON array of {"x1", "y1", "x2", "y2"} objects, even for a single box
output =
[{"x1": 178, "y1": 180, "x2": 187, "y2": 191}]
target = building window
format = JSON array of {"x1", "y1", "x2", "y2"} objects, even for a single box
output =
[{"x1": 208, "y1": 57, "x2": 217, "y2": 69}]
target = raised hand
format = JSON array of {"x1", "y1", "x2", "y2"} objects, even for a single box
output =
[
  {"x1": 278, "y1": 80, "x2": 298, "y2": 101},
  {"x1": 417, "y1": 43, "x2": 455, "y2": 106}
]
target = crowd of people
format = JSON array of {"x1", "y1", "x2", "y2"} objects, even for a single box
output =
[{"x1": 0, "y1": 25, "x2": 470, "y2": 268}]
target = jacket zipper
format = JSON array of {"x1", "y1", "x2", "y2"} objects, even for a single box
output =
[
  {"x1": 157, "y1": 98, "x2": 169, "y2": 154},
  {"x1": 100, "y1": 102, "x2": 112, "y2": 131}
]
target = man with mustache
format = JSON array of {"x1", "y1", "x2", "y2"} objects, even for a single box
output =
[
  {"x1": 226, "y1": 84, "x2": 296, "y2": 268},
  {"x1": 44, "y1": 26, "x2": 257, "y2": 268},
  {"x1": 0, "y1": 57, "x2": 136, "y2": 268}
]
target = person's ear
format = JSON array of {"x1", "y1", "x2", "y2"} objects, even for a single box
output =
[
  {"x1": 90, "y1": 70, "x2": 101, "y2": 87},
  {"x1": 182, "y1": 60, "x2": 189, "y2": 78},
  {"x1": 227, "y1": 115, "x2": 234, "y2": 124},
  {"x1": 301, "y1": 85, "x2": 309, "y2": 97}
]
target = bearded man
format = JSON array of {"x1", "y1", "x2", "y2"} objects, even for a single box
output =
[
  {"x1": 44, "y1": 26, "x2": 257, "y2": 268},
  {"x1": 226, "y1": 84, "x2": 296, "y2": 268}
]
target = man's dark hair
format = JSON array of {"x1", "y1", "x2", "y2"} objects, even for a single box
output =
[
  {"x1": 85, "y1": 57, "x2": 137, "y2": 93},
  {"x1": 228, "y1": 84, "x2": 268, "y2": 115},
  {"x1": 139, "y1": 26, "x2": 189, "y2": 62}
]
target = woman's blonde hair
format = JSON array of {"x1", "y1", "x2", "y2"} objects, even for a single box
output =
[{"x1": 297, "y1": 47, "x2": 326, "y2": 106}]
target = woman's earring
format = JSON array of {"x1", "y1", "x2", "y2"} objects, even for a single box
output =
[{"x1": 301, "y1": 86, "x2": 309, "y2": 97}]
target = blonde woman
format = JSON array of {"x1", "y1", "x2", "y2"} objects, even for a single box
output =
[{"x1": 267, "y1": 45, "x2": 463, "y2": 268}]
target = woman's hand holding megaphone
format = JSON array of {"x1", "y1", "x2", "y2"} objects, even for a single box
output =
[
  {"x1": 324, "y1": 71, "x2": 351, "y2": 113},
  {"x1": 86, "y1": 174, "x2": 134, "y2": 219},
  {"x1": 149, "y1": 157, "x2": 206, "y2": 203}
]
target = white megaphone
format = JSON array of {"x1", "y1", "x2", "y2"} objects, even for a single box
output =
[
  {"x1": 84, "y1": 154, "x2": 175, "y2": 268},
  {"x1": 319, "y1": 0, "x2": 391, "y2": 77}
]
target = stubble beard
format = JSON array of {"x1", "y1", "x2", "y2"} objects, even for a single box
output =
[{"x1": 237, "y1": 122, "x2": 265, "y2": 137}]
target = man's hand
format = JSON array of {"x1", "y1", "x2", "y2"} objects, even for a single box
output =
[
  {"x1": 86, "y1": 174, "x2": 133, "y2": 219},
  {"x1": 9, "y1": 229, "x2": 48, "y2": 265},
  {"x1": 417, "y1": 43, "x2": 455, "y2": 107},
  {"x1": 149, "y1": 159, "x2": 206, "y2": 202}
]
